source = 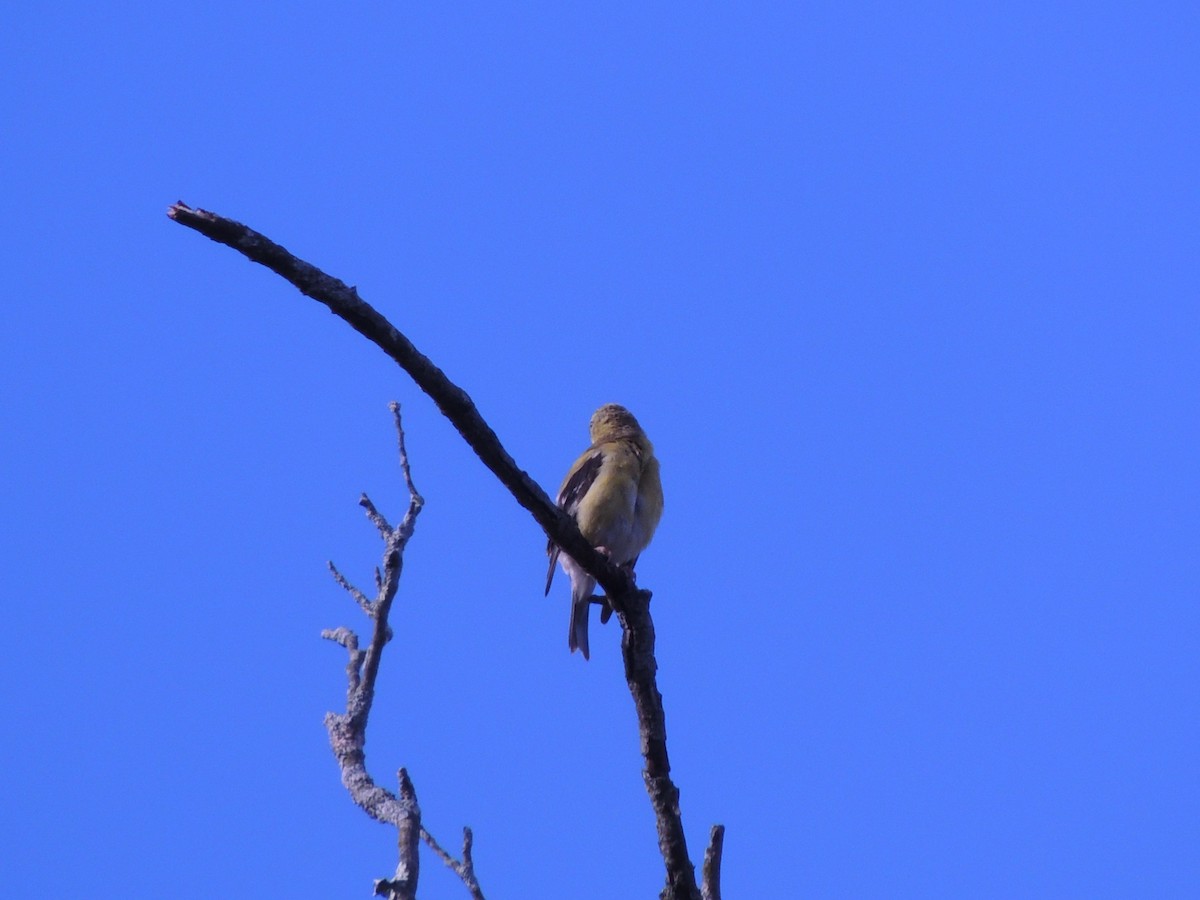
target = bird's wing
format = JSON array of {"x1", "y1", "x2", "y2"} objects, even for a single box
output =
[
  {"x1": 544, "y1": 447, "x2": 606, "y2": 595},
  {"x1": 558, "y1": 447, "x2": 606, "y2": 515}
]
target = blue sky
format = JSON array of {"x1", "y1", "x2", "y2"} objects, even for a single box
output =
[{"x1": 2, "y1": 4, "x2": 1197, "y2": 897}]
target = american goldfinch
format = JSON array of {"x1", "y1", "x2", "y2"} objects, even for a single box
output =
[{"x1": 544, "y1": 404, "x2": 664, "y2": 660}]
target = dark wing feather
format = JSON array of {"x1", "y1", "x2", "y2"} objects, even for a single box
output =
[
  {"x1": 557, "y1": 449, "x2": 605, "y2": 516},
  {"x1": 544, "y1": 448, "x2": 605, "y2": 596},
  {"x1": 544, "y1": 545, "x2": 561, "y2": 595}
]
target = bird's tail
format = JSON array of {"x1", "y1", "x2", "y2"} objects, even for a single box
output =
[{"x1": 569, "y1": 591, "x2": 591, "y2": 660}]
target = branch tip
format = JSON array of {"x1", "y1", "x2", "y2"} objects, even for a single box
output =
[
  {"x1": 329, "y1": 561, "x2": 374, "y2": 614},
  {"x1": 701, "y1": 825, "x2": 725, "y2": 900},
  {"x1": 321, "y1": 626, "x2": 358, "y2": 648}
]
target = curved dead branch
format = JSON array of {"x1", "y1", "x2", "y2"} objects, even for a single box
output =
[{"x1": 169, "y1": 202, "x2": 718, "y2": 899}]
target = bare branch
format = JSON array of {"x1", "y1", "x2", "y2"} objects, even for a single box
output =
[
  {"x1": 328, "y1": 560, "x2": 374, "y2": 615},
  {"x1": 320, "y1": 626, "x2": 358, "y2": 649},
  {"x1": 167, "y1": 202, "x2": 624, "y2": 599},
  {"x1": 321, "y1": 404, "x2": 482, "y2": 898},
  {"x1": 395, "y1": 770, "x2": 421, "y2": 890},
  {"x1": 614, "y1": 590, "x2": 698, "y2": 900},
  {"x1": 390, "y1": 400, "x2": 421, "y2": 502},
  {"x1": 421, "y1": 827, "x2": 486, "y2": 900},
  {"x1": 321, "y1": 626, "x2": 363, "y2": 696},
  {"x1": 169, "y1": 202, "x2": 708, "y2": 899},
  {"x1": 701, "y1": 825, "x2": 725, "y2": 900},
  {"x1": 372, "y1": 769, "x2": 422, "y2": 900},
  {"x1": 360, "y1": 493, "x2": 393, "y2": 538}
]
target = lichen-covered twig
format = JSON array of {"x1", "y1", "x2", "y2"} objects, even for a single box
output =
[
  {"x1": 420, "y1": 826, "x2": 485, "y2": 900},
  {"x1": 321, "y1": 403, "x2": 485, "y2": 899}
]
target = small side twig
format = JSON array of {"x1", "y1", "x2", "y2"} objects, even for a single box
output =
[
  {"x1": 321, "y1": 403, "x2": 484, "y2": 899},
  {"x1": 420, "y1": 827, "x2": 485, "y2": 900},
  {"x1": 328, "y1": 561, "x2": 373, "y2": 616}
]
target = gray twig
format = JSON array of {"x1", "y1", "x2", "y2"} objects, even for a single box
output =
[
  {"x1": 361, "y1": 493, "x2": 393, "y2": 538},
  {"x1": 421, "y1": 827, "x2": 486, "y2": 900},
  {"x1": 319, "y1": 405, "x2": 483, "y2": 899},
  {"x1": 328, "y1": 560, "x2": 374, "y2": 615}
]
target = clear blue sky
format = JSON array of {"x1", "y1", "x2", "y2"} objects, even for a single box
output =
[{"x1": 2, "y1": 4, "x2": 1196, "y2": 897}]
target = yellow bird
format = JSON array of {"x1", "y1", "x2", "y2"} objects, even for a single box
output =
[{"x1": 545, "y1": 404, "x2": 664, "y2": 659}]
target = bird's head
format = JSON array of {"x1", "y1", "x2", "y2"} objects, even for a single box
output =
[{"x1": 590, "y1": 403, "x2": 651, "y2": 449}]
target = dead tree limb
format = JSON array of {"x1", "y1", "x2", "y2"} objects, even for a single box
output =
[
  {"x1": 322, "y1": 403, "x2": 484, "y2": 899},
  {"x1": 169, "y1": 201, "x2": 714, "y2": 899},
  {"x1": 701, "y1": 825, "x2": 725, "y2": 900},
  {"x1": 421, "y1": 826, "x2": 484, "y2": 899}
]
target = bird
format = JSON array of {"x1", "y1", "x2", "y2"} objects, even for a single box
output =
[{"x1": 545, "y1": 404, "x2": 664, "y2": 659}]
